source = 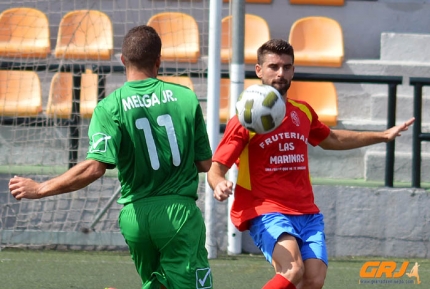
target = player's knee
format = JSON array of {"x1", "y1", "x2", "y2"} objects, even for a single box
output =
[
  {"x1": 301, "y1": 275, "x2": 325, "y2": 289},
  {"x1": 279, "y1": 262, "x2": 304, "y2": 285}
]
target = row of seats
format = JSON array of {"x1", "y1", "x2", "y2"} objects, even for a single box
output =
[
  {"x1": 152, "y1": 12, "x2": 344, "y2": 67},
  {"x1": 0, "y1": 71, "x2": 338, "y2": 127},
  {"x1": 0, "y1": 8, "x2": 112, "y2": 60},
  {"x1": 0, "y1": 8, "x2": 344, "y2": 67},
  {"x1": 0, "y1": 70, "x2": 99, "y2": 119}
]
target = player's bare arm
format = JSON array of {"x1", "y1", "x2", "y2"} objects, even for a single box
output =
[
  {"x1": 195, "y1": 159, "x2": 212, "y2": 173},
  {"x1": 319, "y1": 117, "x2": 415, "y2": 150},
  {"x1": 9, "y1": 160, "x2": 107, "y2": 200},
  {"x1": 207, "y1": 162, "x2": 233, "y2": 201}
]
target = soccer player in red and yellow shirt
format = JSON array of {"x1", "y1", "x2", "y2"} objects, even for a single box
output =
[{"x1": 207, "y1": 39, "x2": 414, "y2": 289}]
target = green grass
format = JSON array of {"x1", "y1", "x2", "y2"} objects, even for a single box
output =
[{"x1": 0, "y1": 249, "x2": 428, "y2": 289}]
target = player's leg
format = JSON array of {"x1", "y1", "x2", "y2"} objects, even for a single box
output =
[
  {"x1": 118, "y1": 202, "x2": 168, "y2": 289},
  {"x1": 153, "y1": 197, "x2": 213, "y2": 289},
  {"x1": 249, "y1": 213, "x2": 304, "y2": 289},
  {"x1": 296, "y1": 213, "x2": 328, "y2": 289},
  {"x1": 268, "y1": 233, "x2": 304, "y2": 287},
  {"x1": 296, "y1": 259, "x2": 327, "y2": 289}
]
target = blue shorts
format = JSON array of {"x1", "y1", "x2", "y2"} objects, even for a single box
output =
[{"x1": 249, "y1": 212, "x2": 328, "y2": 266}]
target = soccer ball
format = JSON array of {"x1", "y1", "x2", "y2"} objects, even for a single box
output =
[{"x1": 235, "y1": 84, "x2": 286, "y2": 134}]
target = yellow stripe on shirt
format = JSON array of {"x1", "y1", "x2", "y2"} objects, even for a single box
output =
[
  {"x1": 288, "y1": 99, "x2": 313, "y2": 123},
  {"x1": 236, "y1": 132, "x2": 256, "y2": 190}
]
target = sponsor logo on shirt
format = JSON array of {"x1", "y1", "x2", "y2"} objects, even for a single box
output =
[
  {"x1": 195, "y1": 267, "x2": 212, "y2": 289},
  {"x1": 291, "y1": 110, "x2": 300, "y2": 126},
  {"x1": 89, "y1": 133, "x2": 111, "y2": 153}
]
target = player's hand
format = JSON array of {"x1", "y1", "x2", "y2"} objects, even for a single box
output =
[
  {"x1": 213, "y1": 180, "x2": 233, "y2": 202},
  {"x1": 384, "y1": 117, "x2": 415, "y2": 141},
  {"x1": 9, "y1": 176, "x2": 42, "y2": 200}
]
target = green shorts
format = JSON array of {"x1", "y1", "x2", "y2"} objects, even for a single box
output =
[{"x1": 119, "y1": 195, "x2": 213, "y2": 289}]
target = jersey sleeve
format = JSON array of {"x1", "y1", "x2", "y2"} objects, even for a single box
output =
[
  {"x1": 194, "y1": 104, "x2": 212, "y2": 161},
  {"x1": 213, "y1": 116, "x2": 249, "y2": 168},
  {"x1": 86, "y1": 104, "x2": 121, "y2": 167},
  {"x1": 307, "y1": 105, "x2": 331, "y2": 146}
]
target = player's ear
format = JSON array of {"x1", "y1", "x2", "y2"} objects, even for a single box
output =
[
  {"x1": 255, "y1": 64, "x2": 262, "y2": 78},
  {"x1": 155, "y1": 55, "x2": 161, "y2": 69}
]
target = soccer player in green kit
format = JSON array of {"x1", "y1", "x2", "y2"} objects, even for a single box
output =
[{"x1": 9, "y1": 25, "x2": 213, "y2": 289}]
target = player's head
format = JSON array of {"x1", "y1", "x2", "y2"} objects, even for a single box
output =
[
  {"x1": 256, "y1": 39, "x2": 295, "y2": 97},
  {"x1": 121, "y1": 25, "x2": 162, "y2": 71}
]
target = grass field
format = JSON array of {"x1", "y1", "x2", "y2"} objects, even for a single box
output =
[{"x1": 0, "y1": 249, "x2": 428, "y2": 289}]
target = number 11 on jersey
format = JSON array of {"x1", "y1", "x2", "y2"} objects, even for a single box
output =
[{"x1": 136, "y1": 114, "x2": 181, "y2": 170}]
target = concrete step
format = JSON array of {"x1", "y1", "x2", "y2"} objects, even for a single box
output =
[
  {"x1": 364, "y1": 151, "x2": 430, "y2": 182},
  {"x1": 308, "y1": 144, "x2": 430, "y2": 182}
]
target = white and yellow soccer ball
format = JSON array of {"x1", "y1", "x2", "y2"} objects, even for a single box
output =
[{"x1": 235, "y1": 84, "x2": 286, "y2": 134}]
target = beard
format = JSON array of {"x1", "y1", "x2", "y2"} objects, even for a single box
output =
[{"x1": 262, "y1": 79, "x2": 290, "y2": 96}]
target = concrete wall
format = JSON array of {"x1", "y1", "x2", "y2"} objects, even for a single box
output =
[{"x1": 240, "y1": 185, "x2": 430, "y2": 258}]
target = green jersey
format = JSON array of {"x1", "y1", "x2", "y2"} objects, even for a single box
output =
[{"x1": 86, "y1": 78, "x2": 212, "y2": 204}]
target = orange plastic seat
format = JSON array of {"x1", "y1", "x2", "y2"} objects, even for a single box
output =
[
  {"x1": 158, "y1": 76, "x2": 194, "y2": 91},
  {"x1": 289, "y1": 17, "x2": 344, "y2": 67},
  {"x1": 0, "y1": 70, "x2": 42, "y2": 117},
  {"x1": 0, "y1": 7, "x2": 50, "y2": 58},
  {"x1": 46, "y1": 72, "x2": 72, "y2": 119},
  {"x1": 147, "y1": 12, "x2": 200, "y2": 63},
  {"x1": 220, "y1": 78, "x2": 261, "y2": 123},
  {"x1": 221, "y1": 14, "x2": 270, "y2": 64},
  {"x1": 79, "y1": 70, "x2": 99, "y2": 119},
  {"x1": 289, "y1": 0, "x2": 344, "y2": 6},
  {"x1": 54, "y1": 10, "x2": 113, "y2": 60},
  {"x1": 287, "y1": 81, "x2": 338, "y2": 127},
  {"x1": 47, "y1": 70, "x2": 98, "y2": 119}
]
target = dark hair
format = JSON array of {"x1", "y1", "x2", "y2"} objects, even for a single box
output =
[
  {"x1": 122, "y1": 25, "x2": 162, "y2": 70},
  {"x1": 257, "y1": 39, "x2": 294, "y2": 65}
]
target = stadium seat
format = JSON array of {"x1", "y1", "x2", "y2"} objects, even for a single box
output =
[
  {"x1": 47, "y1": 69, "x2": 98, "y2": 119},
  {"x1": 158, "y1": 75, "x2": 195, "y2": 91},
  {"x1": 220, "y1": 78, "x2": 261, "y2": 123},
  {"x1": 147, "y1": 12, "x2": 200, "y2": 63},
  {"x1": 287, "y1": 81, "x2": 338, "y2": 127},
  {"x1": 79, "y1": 70, "x2": 99, "y2": 119},
  {"x1": 288, "y1": 16, "x2": 344, "y2": 67},
  {"x1": 54, "y1": 10, "x2": 113, "y2": 60},
  {"x1": 0, "y1": 70, "x2": 42, "y2": 117},
  {"x1": 0, "y1": 7, "x2": 50, "y2": 58},
  {"x1": 289, "y1": 0, "x2": 344, "y2": 6},
  {"x1": 221, "y1": 14, "x2": 270, "y2": 64}
]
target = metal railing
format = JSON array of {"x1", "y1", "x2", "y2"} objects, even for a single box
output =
[{"x1": 409, "y1": 78, "x2": 430, "y2": 188}]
